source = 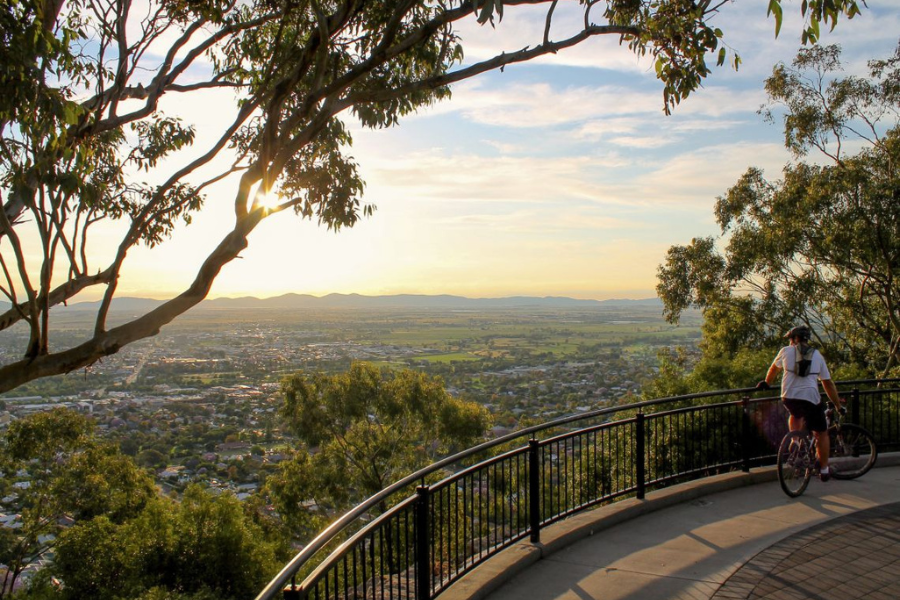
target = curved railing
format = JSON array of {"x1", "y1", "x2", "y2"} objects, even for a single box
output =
[{"x1": 257, "y1": 379, "x2": 900, "y2": 600}]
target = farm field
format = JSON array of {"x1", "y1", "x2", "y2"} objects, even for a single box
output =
[{"x1": 1, "y1": 298, "x2": 702, "y2": 420}]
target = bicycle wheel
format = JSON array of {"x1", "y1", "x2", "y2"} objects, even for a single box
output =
[
  {"x1": 777, "y1": 431, "x2": 813, "y2": 497},
  {"x1": 829, "y1": 424, "x2": 878, "y2": 480}
]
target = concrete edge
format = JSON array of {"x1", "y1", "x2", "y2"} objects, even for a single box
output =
[{"x1": 441, "y1": 451, "x2": 900, "y2": 600}]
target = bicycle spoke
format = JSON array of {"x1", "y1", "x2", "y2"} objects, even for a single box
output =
[{"x1": 829, "y1": 424, "x2": 878, "y2": 480}]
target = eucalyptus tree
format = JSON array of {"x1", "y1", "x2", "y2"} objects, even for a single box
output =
[
  {"x1": 0, "y1": 408, "x2": 156, "y2": 597},
  {"x1": 51, "y1": 485, "x2": 285, "y2": 600},
  {"x1": 271, "y1": 362, "x2": 489, "y2": 527},
  {"x1": 0, "y1": 409, "x2": 284, "y2": 599},
  {"x1": 0, "y1": 0, "x2": 865, "y2": 393},
  {"x1": 657, "y1": 43, "x2": 900, "y2": 376}
]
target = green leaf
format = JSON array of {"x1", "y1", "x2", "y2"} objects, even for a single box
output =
[
  {"x1": 717, "y1": 47, "x2": 727, "y2": 67},
  {"x1": 62, "y1": 103, "x2": 79, "y2": 125},
  {"x1": 768, "y1": 0, "x2": 784, "y2": 37},
  {"x1": 476, "y1": 0, "x2": 494, "y2": 24}
]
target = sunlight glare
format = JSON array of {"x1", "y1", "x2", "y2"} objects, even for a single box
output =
[{"x1": 255, "y1": 190, "x2": 281, "y2": 212}]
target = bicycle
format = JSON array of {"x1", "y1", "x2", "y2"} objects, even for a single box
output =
[{"x1": 776, "y1": 401, "x2": 878, "y2": 498}]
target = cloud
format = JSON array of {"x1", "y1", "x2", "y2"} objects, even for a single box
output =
[
  {"x1": 665, "y1": 118, "x2": 749, "y2": 133},
  {"x1": 673, "y1": 86, "x2": 768, "y2": 118},
  {"x1": 369, "y1": 151, "x2": 597, "y2": 203},
  {"x1": 409, "y1": 78, "x2": 769, "y2": 142},
  {"x1": 366, "y1": 145, "x2": 718, "y2": 212},
  {"x1": 635, "y1": 141, "x2": 790, "y2": 207},
  {"x1": 365, "y1": 134, "x2": 795, "y2": 214},
  {"x1": 575, "y1": 118, "x2": 642, "y2": 138},
  {"x1": 435, "y1": 207, "x2": 631, "y2": 235},
  {"x1": 607, "y1": 136, "x2": 674, "y2": 149},
  {"x1": 573, "y1": 113, "x2": 750, "y2": 148},
  {"x1": 482, "y1": 140, "x2": 526, "y2": 154},
  {"x1": 441, "y1": 81, "x2": 664, "y2": 127}
]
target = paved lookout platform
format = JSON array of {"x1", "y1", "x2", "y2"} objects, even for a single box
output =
[{"x1": 444, "y1": 459, "x2": 900, "y2": 600}]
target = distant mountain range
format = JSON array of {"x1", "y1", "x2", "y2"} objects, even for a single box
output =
[{"x1": 33, "y1": 293, "x2": 663, "y2": 312}]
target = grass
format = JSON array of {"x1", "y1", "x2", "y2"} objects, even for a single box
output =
[{"x1": 417, "y1": 352, "x2": 481, "y2": 364}]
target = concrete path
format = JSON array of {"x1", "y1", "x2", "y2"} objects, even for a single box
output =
[{"x1": 445, "y1": 461, "x2": 900, "y2": 600}]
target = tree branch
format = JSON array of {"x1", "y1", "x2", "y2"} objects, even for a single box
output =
[
  {"x1": 0, "y1": 208, "x2": 266, "y2": 393},
  {"x1": 0, "y1": 267, "x2": 115, "y2": 333},
  {"x1": 339, "y1": 22, "x2": 639, "y2": 108}
]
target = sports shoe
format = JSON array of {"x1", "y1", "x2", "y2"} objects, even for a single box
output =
[{"x1": 819, "y1": 468, "x2": 831, "y2": 482}]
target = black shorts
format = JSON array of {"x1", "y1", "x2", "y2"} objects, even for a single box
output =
[{"x1": 783, "y1": 399, "x2": 828, "y2": 432}]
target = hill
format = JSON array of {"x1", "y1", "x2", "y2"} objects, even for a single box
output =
[{"x1": 32, "y1": 293, "x2": 662, "y2": 312}]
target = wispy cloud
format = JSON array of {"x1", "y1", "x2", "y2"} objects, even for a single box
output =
[
  {"x1": 435, "y1": 207, "x2": 633, "y2": 235},
  {"x1": 444, "y1": 81, "x2": 664, "y2": 127},
  {"x1": 607, "y1": 136, "x2": 674, "y2": 149},
  {"x1": 369, "y1": 151, "x2": 599, "y2": 203},
  {"x1": 634, "y1": 141, "x2": 789, "y2": 207},
  {"x1": 409, "y1": 78, "x2": 767, "y2": 143},
  {"x1": 482, "y1": 140, "x2": 525, "y2": 154},
  {"x1": 363, "y1": 135, "x2": 794, "y2": 213}
]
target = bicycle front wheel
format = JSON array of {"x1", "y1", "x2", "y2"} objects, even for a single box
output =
[
  {"x1": 777, "y1": 431, "x2": 813, "y2": 497},
  {"x1": 829, "y1": 424, "x2": 878, "y2": 480}
]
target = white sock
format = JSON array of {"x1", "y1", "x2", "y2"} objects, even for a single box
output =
[{"x1": 821, "y1": 466, "x2": 830, "y2": 474}]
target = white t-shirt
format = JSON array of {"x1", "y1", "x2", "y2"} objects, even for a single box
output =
[{"x1": 772, "y1": 345, "x2": 831, "y2": 404}]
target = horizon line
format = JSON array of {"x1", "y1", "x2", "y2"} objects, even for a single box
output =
[
  {"x1": 31, "y1": 292, "x2": 667, "y2": 308},
  {"x1": 111, "y1": 291, "x2": 662, "y2": 303}
]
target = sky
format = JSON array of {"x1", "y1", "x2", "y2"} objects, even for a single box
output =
[{"x1": 86, "y1": 2, "x2": 900, "y2": 302}]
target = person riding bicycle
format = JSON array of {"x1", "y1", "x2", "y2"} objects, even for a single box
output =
[{"x1": 757, "y1": 325, "x2": 845, "y2": 482}]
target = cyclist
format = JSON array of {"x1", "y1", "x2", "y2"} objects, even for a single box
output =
[{"x1": 757, "y1": 325, "x2": 845, "y2": 481}]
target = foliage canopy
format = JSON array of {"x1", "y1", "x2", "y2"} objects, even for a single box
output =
[
  {"x1": 269, "y1": 362, "x2": 489, "y2": 535},
  {"x1": 656, "y1": 42, "x2": 900, "y2": 378},
  {"x1": 0, "y1": 409, "x2": 286, "y2": 600}
]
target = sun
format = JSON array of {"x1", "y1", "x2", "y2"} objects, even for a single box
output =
[{"x1": 255, "y1": 190, "x2": 281, "y2": 212}]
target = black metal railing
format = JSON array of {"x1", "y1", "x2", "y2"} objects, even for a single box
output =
[{"x1": 258, "y1": 379, "x2": 900, "y2": 600}]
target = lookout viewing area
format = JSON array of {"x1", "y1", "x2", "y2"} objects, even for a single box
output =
[{"x1": 256, "y1": 380, "x2": 900, "y2": 600}]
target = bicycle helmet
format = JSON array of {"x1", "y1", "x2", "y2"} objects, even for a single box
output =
[{"x1": 785, "y1": 325, "x2": 811, "y2": 342}]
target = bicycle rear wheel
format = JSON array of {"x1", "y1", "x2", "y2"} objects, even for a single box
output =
[
  {"x1": 829, "y1": 424, "x2": 878, "y2": 480},
  {"x1": 777, "y1": 431, "x2": 813, "y2": 497}
]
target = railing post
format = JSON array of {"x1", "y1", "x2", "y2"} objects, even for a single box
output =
[
  {"x1": 282, "y1": 577, "x2": 301, "y2": 600},
  {"x1": 415, "y1": 486, "x2": 431, "y2": 600},
  {"x1": 529, "y1": 438, "x2": 541, "y2": 543},
  {"x1": 852, "y1": 388, "x2": 860, "y2": 425},
  {"x1": 741, "y1": 396, "x2": 751, "y2": 473},
  {"x1": 635, "y1": 411, "x2": 645, "y2": 500}
]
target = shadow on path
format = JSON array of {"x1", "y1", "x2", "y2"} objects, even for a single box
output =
[{"x1": 473, "y1": 466, "x2": 900, "y2": 600}]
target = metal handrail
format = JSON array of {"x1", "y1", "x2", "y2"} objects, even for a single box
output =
[{"x1": 256, "y1": 378, "x2": 900, "y2": 600}]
